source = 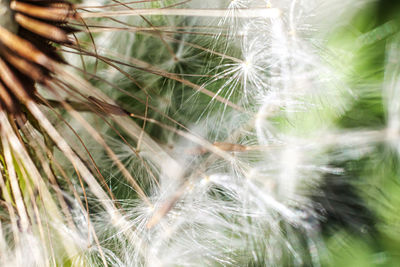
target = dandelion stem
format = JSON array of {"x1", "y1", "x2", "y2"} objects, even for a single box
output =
[{"x1": 79, "y1": 8, "x2": 281, "y2": 19}]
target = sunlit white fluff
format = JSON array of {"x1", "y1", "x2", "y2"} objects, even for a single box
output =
[{"x1": 0, "y1": 0, "x2": 382, "y2": 266}]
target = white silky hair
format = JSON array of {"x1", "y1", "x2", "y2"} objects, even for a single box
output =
[{"x1": 1, "y1": 0, "x2": 392, "y2": 266}]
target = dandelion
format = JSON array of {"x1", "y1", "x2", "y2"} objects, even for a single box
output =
[{"x1": 0, "y1": 0, "x2": 398, "y2": 266}]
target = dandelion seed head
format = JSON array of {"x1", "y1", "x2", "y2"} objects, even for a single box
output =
[{"x1": 0, "y1": 0, "x2": 389, "y2": 266}]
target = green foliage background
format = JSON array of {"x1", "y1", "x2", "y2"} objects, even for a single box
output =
[{"x1": 320, "y1": 1, "x2": 400, "y2": 266}]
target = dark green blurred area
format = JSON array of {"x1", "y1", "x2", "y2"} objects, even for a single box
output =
[{"x1": 322, "y1": 1, "x2": 400, "y2": 266}]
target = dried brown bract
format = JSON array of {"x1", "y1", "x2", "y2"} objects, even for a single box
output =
[{"x1": 0, "y1": 0, "x2": 78, "y2": 115}]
